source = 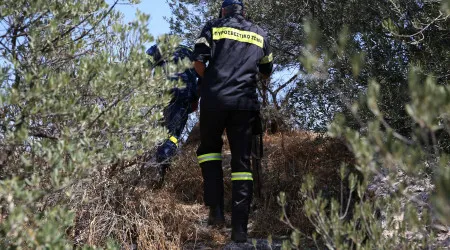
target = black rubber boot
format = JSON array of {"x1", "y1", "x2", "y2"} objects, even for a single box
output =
[
  {"x1": 207, "y1": 205, "x2": 225, "y2": 226},
  {"x1": 231, "y1": 180, "x2": 252, "y2": 243},
  {"x1": 231, "y1": 224, "x2": 248, "y2": 243}
]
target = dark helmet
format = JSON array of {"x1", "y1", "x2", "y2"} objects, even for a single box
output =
[
  {"x1": 146, "y1": 43, "x2": 193, "y2": 67},
  {"x1": 146, "y1": 44, "x2": 163, "y2": 66},
  {"x1": 221, "y1": 0, "x2": 244, "y2": 8}
]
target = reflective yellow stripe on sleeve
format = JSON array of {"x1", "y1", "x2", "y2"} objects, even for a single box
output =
[
  {"x1": 231, "y1": 172, "x2": 253, "y2": 181},
  {"x1": 169, "y1": 136, "x2": 178, "y2": 147},
  {"x1": 212, "y1": 27, "x2": 264, "y2": 48},
  {"x1": 197, "y1": 153, "x2": 222, "y2": 164},
  {"x1": 260, "y1": 53, "x2": 273, "y2": 64}
]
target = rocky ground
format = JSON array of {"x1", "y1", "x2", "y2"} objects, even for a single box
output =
[{"x1": 367, "y1": 167, "x2": 450, "y2": 249}]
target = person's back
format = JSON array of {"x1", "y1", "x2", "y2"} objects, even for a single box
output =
[
  {"x1": 194, "y1": 3, "x2": 273, "y2": 111},
  {"x1": 193, "y1": 0, "x2": 273, "y2": 243}
]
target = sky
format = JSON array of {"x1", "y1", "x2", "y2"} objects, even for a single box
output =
[{"x1": 107, "y1": 0, "x2": 172, "y2": 38}]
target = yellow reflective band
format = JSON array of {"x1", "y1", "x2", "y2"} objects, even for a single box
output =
[
  {"x1": 198, "y1": 153, "x2": 222, "y2": 164},
  {"x1": 195, "y1": 37, "x2": 210, "y2": 48},
  {"x1": 212, "y1": 27, "x2": 264, "y2": 48},
  {"x1": 169, "y1": 136, "x2": 178, "y2": 146},
  {"x1": 231, "y1": 172, "x2": 253, "y2": 181},
  {"x1": 260, "y1": 53, "x2": 273, "y2": 64}
]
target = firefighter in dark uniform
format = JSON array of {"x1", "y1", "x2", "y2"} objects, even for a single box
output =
[
  {"x1": 146, "y1": 43, "x2": 200, "y2": 183},
  {"x1": 193, "y1": 0, "x2": 273, "y2": 243}
]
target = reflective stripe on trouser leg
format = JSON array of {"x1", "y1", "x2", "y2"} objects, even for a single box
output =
[
  {"x1": 231, "y1": 172, "x2": 253, "y2": 181},
  {"x1": 197, "y1": 153, "x2": 222, "y2": 164}
]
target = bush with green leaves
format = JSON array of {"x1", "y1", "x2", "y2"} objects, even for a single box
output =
[
  {"x1": 0, "y1": 0, "x2": 191, "y2": 248},
  {"x1": 289, "y1": 71, "x2": 450, "y2": 249},
  {"x1": 279, "y1": 2, "x2": 450, "y2": 249}
]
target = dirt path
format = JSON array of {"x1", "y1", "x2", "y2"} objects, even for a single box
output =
[{"x1": 171, "y1": 151, "x2": 314, "y2": 249}]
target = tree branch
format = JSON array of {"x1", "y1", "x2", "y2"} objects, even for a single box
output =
[{"x1": 29, "y1": 132, "x2": 59, "y2": 140}]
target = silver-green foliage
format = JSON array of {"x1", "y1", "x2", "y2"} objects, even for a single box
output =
[
  {"x1": 296, "y1": 72, "x2": 449, "y2": 250},
  {"x1": 0, "y1": 0, "x2": 188, "y2": 248},
  {"x1": 281, "y1": 3, "x2": 450, "y2": 249}
]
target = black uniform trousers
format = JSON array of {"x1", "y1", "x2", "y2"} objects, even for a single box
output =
[{"x1": 197, "y1": 109, "x2": 256, "y2": 231}]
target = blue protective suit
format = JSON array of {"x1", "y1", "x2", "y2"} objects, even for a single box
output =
[{"x1": 147, "y1": 45, "x2": 199, "y2": 176}]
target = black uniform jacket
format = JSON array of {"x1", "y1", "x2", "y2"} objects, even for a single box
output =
[{"x1": 193, "y1": 14, "x2": 273, "y2": 111}]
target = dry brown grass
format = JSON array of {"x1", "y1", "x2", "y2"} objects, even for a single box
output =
[
  {"x1": 168, "y1": 130, "x2": 354, "y2": 240},
  {"x1": 252, "y1": 131, "x2": 354, "y2": 237},
  {"x1": 70, "y1": 130, "x2": 354, "y2": 248},
  {"x1": 69, "y1": 150, "x2": 225, "y2": 249},
  {"x1": 70, "y1": 174, "x2": 224, "y2": 249}
]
